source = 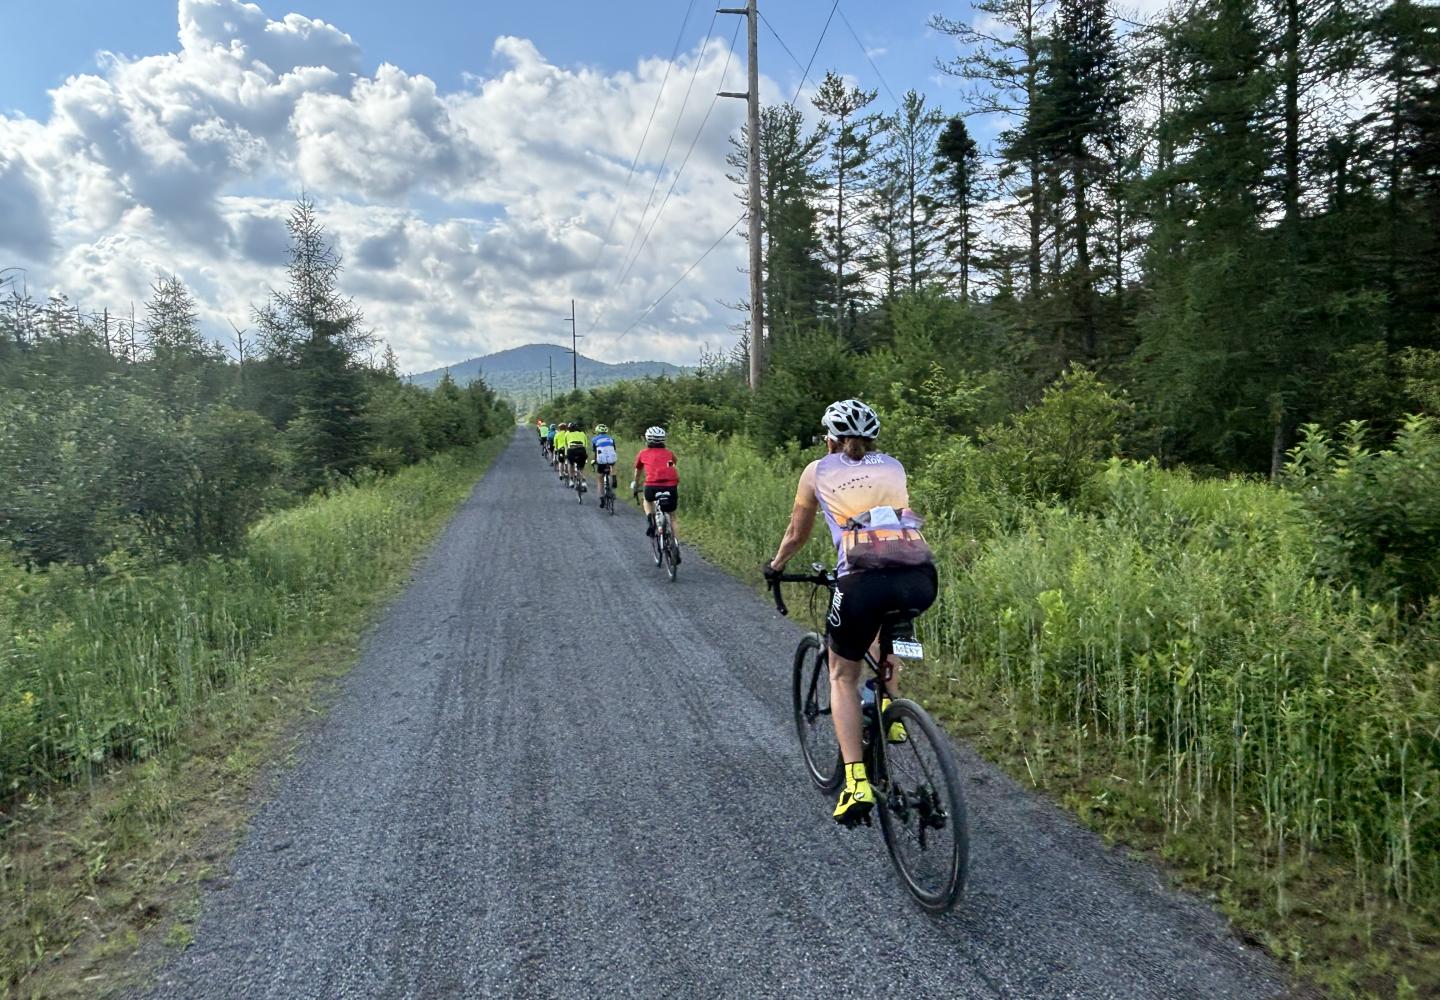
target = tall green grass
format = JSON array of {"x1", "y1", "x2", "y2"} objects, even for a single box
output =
[
  {"x1": 662, "y1": 424, "x2": 1440, "y2": 915},
  {"x1": 0, "y1": 440, "x2": 506, "y2": 798}
]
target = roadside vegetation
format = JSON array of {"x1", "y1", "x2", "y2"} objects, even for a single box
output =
[
  {"x1": 537, "y1": 3, "x2": 1438, "y2": 992},
  {"x1": 547, "y1": 370, "x2": 1439, "y2": 998},
  {"x1": 0, "y1": 198, "x2": 513, "y2": 995}
]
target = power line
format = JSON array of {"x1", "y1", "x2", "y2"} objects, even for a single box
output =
[
  {"x1": 587, "y1": 10, "x2": 721, "y2": 338},
  {"x1": 837, "y1": 4, "x2": 900, "y2": 107},
  {"x1": 616, "y1": 215, "x2": 744, "y2": 341},
  {"x1": 757, "y1": 10, "x2": 806, "y2": 75},
  {"x1": 586, "y1": 1, "x2": 700, "y2": 276},
  {"x1": 607, "y1": 19, "x2": 742, "y2": 301},
  {"x1": 791, "y1": 0, "x2": 841, "y2": 108}
]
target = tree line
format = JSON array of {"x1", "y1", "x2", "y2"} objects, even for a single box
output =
[{"x1": 0, "y1": 198, "x2": 513, "y2": 571}]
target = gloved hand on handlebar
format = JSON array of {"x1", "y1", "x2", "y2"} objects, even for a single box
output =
[
  {"x1": 762, "y1": 561, "x2": 782, "y2": 584},
  {"x1": 629, "y1": 480, "x2": 637, "y2": 493}
]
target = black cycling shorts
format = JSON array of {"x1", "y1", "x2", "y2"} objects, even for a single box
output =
[
  {"x1": 596, "y1": 463, "x2": 614, "y2": 476},
  {"x1": 827, "y1": 566, "x2": 938, "y2": 662},
  {"x1": 644, "y1": 485, "x2": 678, "y2": 513},
  {"x1": 567, "y1": 447, "x2": 587, "y2": 469}
]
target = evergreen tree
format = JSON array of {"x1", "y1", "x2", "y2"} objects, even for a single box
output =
[
  {"x1": 727, "y1": 104, "x2": 830, "y2": 343},
  {"x1": 254, "y1": 196, "x2": 373, "y2": 486},
  {"x1": 1030, "y1": 0, "x2": 1127, "y2": 362},
  {"x1": 932, "y1": 116, "x2": 987, "y2": 300},
  {"x1": 883, "y1": 91, "x2": 948, "y2": 291},
  {"x1": 142, "y1": 273, "x2": 222, "y2": 416},
  {"x1": 1132, "y1": 0, "x2": 1281, "y2": 469},
  {"x1": 931, "y1": 0, "x2": 1057, "y2": 298},
  {"x1": 812, "y1": 72, "x2": 882, "y2": 337}
]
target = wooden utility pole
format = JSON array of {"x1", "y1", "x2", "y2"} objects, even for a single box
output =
[
  {"x1": 720, "y1": 0, "x2": 763, "y2": 389},
  {"x1": 565, "y1": 298, "x2": 581, "y2": 389}
]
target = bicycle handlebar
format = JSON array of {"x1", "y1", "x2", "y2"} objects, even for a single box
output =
[{"x1": 764, "y1": 567, "x2": 834, "y2": 618}]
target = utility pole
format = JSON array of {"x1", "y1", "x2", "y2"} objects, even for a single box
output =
[
  {"x1": 720, "y1": 0, "x2": 763, "y2": 390},
  {"x1": 548, "y1": 355, "x2": 555, "y2": 401},
  {"x1": 564, "y1": 298, "x2": 580, "y2": 389}
]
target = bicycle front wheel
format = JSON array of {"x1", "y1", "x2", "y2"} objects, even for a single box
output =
[
  {"x1": 791, "y1": 634, "x2": 841, "y2": 792},
  {"x1": 874, "y1": 699, "x2": 969, "y2": 913}
]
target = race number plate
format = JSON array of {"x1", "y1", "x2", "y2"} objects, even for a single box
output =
[{"x1": 893, "y1": 639, "x2": 924, "y2": 660}]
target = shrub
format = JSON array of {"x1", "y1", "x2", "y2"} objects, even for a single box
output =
[{"x1": 1285, "y1": 416, "x2": 1440, "y2": 606}]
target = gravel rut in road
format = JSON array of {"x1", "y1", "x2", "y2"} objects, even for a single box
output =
[{"x1": 143, "y1": 430, "x2": 1288, "y2": 1000}]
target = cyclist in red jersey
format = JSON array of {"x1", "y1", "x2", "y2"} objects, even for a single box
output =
[{"x1": 630, "y1": 425, "x2": 680, "y2": 559}]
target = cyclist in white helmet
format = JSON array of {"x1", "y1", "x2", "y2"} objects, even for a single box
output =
[
  {"x1": 631, "y1": 425, "x2": 681, "y2": 560},
  {"x1": 764, "y1": 399, "x2": 937, "y2": 827}
]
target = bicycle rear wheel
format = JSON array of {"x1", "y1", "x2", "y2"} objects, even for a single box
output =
[
  {"x1": 664, "y1": 533, "x2": 678, "y2": 581},
  {"x1": 874, "y1": 699, "x2": 968, "y2": 913},
  {"x1": 650, "y1": 517, "x2": 664, "y2": 567},
  {"x1": 791, "y1": 634, "x2": 842, "y2": 792}
]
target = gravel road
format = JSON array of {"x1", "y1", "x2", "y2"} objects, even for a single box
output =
[{"x1": 143, "y1": 430, "x2": 1288, "y2": 999}]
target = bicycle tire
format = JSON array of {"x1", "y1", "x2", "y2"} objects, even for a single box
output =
[
  {"x1": 651, "y1": 518, "x2": 664, "y2": 567},
  {"x1": 873, "y1": 699, "x2": 968, "y2": 913},
  {"x1": 791, "y1": 634, "x2": 842, "y2": 792},
  {"x1": 664, "y1": 533, "x2": 678, "y2": 582}
]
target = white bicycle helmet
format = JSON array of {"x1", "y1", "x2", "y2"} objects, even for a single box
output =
[
  {"x1": 644, "y1": 425, "x2": 667, "y2": 445},
  {"x1": 821, "y1": 399, "x2": 880, "y2": 440}
]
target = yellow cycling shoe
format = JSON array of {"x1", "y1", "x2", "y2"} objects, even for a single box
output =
[
  {"x1": 881, "y1": 697, "x2": 908, "y2": 744},
  {"x1": 834, "y1": 763, "x2": 874, "y2": 828}
]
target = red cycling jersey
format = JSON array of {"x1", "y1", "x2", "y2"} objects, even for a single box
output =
[{"x1": 634, "y1": 446, "x2": 679, "y2": 487}]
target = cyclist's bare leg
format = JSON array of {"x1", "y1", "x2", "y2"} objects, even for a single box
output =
[{"x1": 829, "y1": 649, "x2": 866, "y2": 764}]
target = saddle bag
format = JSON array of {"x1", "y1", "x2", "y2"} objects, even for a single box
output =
[{"x1": 843, "y1": 506, "x2": 935, "y2": 572}]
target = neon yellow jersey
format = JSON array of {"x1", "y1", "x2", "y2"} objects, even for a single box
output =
[{"x1": 567, "y1": 430, "x2": 588, "y2": 450}]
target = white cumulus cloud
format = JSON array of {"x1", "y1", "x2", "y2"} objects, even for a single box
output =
[{"x1": 0, "y1": 0, "x2": 756, "y2": 371}]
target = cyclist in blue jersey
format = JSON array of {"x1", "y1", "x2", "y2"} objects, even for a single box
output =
[{"x1": 591, "y1": 424, "x2": 619, "y2": 498}]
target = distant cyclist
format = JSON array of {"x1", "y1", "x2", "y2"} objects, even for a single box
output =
[
  {"x1": 763, "y1": 399, "x2": 937, "y2": 828},
  {"x1": 546, "y1": 422, "x2": 559, "y2": 463},
  {"x1": 591, "y1": 423, "x2": 618, "y2": 499},
  {"x1": 565, "y1": 420, "x2": 589, "y2": 490},
  {"x1": 555, "y1": 423, "x2": 571, "y2": 479},
  {"x1": 631, "y1": 425, "x2": 680, "y2": 562}
]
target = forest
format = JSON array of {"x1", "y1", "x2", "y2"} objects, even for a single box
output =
[
  {"x1": 0, "y1": 198, "x2": 513, "y2": 573},
  {"x1": 562, "y1": 0, "x2": 1440, "y2": 471}
]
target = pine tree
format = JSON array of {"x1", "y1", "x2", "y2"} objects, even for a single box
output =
[
  {"x1": 142, "y1": 273, "x2": 220, "y2": 416},
  {"x1": 727, "y1": 104, "x2": 829, "y2": 343},
  {"x1": 254, "y1": 196, "x2": 373, "y2": 485},
  {"x1": 884, "y1": 91, "x2": 948, "y2": 291},
  {"x1": 812, "y1": 72, "x2": 882, "y2": 337},
  {"x1": 931, "y1": 0, "x2": 1056, "y2": 298},
  {"x1": 932, "y1": 116, "x2": 987, "y2": 301},
  {"x1": 1031, "y1": 0, "x2": 1127, "y2": 362}
]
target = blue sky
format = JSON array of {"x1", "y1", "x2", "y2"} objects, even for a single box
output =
[
  {"x1": 3, "y1": 2, "x2": 957, "y2": 121},
  {"x1": 3, "y1": 0, "x2": 1116, "y2": 371}
]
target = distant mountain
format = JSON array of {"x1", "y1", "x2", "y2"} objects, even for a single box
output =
[{"x1": 408, "y1": 344, "x2": 687, "y2": 412}]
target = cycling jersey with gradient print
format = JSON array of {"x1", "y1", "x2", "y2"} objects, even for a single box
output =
[{"x1": 797, "y1": 451, "x2": 911, "y2": 577}]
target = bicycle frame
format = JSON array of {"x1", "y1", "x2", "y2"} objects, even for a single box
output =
[{"x1": 770, "y1": 567, "x2": 906, "y2": 788}]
